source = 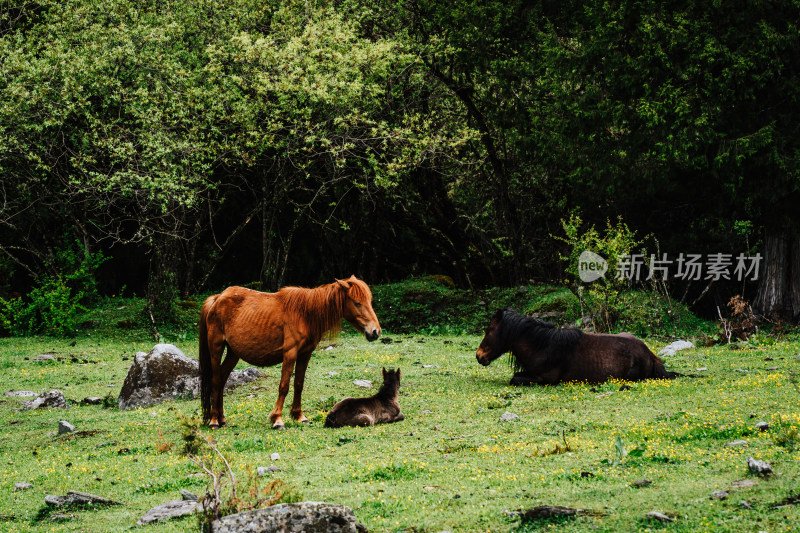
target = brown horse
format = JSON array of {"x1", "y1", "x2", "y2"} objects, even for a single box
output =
[
  {"x1": 324, "y1": 368, "x2": 405, "y2": 428},
  {"x1": 199, "y1": 275, "x2": 381, "y2": 429},
  {"x1": 476, "y1": 308, "x2": 678, "y2": 385}
]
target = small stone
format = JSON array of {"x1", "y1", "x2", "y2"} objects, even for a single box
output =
[
  {"x1": 353, "y1": 380, "x2": 372, "y2": 388},
  {"x1": 420, "y1": 410, "x2": 433, "y2": 414},
  {"x1": 137, "y1": 500, "x2": 198, "y2": 525},
  {"x1": 81, "y1": 397, "x2": 102, "y2": 405},
  {"x1": 14, "y1": 482, "x2": 33, "y2": 491},
  {"x1": 326, "y1": 371, "x2": 339, "y2": 376},
  {"x1": 645, "y1": 511, "x2": 673, "y2": 522},
  {"x1": 658, "y1": 340, "x2": 694, "y2": 356},
  {"x1": 740, "y1": 500, "x2": 753, "y2": 510},
  {"x1": 596, "y1": 391, "x2": 615, "y2": 399},
  {"x1": 422, "y1": 364, "x2": 438, "y2": 368},
  {"x1": 755, "y1": 421, "x2": 770, "y2": 431},
  {"x1": 257, "y1": 465, "x2": 281, "y2": 477},
  {"x1": 499, "y1": 411, "x2": 519, "y2": 422},
  {"x1": 696, "y1": 367, "x2": 708, "y2": 371},
  {"x1": 731, "y1": 479, "x2": 758, "y2": 489},
  {"x1": 270, "y1": 452, "x2": 280, "y2": 461},
  {"x1": 58, "y1": 421, "x2": 75, "y2": 434},
  {"x1": 34, "y1": 354, "x2": 55, "y2": 361},
  {"x1": 632, "y1": 479, "x2": 652, "y2": 488},
  {"x1": 710, "y1": 490, "x2": 728, "y2": 500},
  {"x1": 180, "y1": 489, "x2": 198, "y2": 501},
  {"x1": 747, "y1": 457, "x2": 773, "y2": 476},
  {"x1": 765, "y1": 367, "x2": 779, "y2": 371},
  {"x1": 726, "y1": 440, "x2": 748, "y2": 447},
  {"x1": 20, "y1": 390, "x2": 67, "y2": 411},
  {"x1": 4, "y1": 391, "x2": 37, "y2": 397}
]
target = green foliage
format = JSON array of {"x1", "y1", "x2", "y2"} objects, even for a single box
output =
[
  {"x1": 557, "y1": 213, "x2": 644, "y2": 331},
  {"x1": 0, "y1": 239, "x2": 105, "y2": 336}
]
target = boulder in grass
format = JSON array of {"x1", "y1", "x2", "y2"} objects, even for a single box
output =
[
  {"x1": 137, "y1": 500, "x2": 198, "y2": 526},
  {"x1": 117, "y1": 344, "x2": 262, "y2": 410},
  {"x1": 658, "y1": 340, "x2": 694, "y2": 356},
  {"x1": 20, "y1": 390, "x2": 67, "y2": 411},
  {"x1": 211, "y1": 502, "x2": 365, "y2": 533}
]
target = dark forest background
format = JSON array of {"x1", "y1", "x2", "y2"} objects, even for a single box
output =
[{"x1": 1, "y1": 0, "x2": 799, "y2": 329}]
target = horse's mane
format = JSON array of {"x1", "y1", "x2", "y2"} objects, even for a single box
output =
[
  {"x1": 495, "y1": 308, "x2": 583, "y2": 373},
  {"x1": 276, "y1": 278, "x2": 371, "y2": 341}
]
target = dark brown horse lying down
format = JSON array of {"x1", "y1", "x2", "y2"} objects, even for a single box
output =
[
  {"x1": 476, "y1": 308, "x2": 679, "y2": 385},
  {"x1": 324, "y1": 368, "x2": 405, "y2": 428}
]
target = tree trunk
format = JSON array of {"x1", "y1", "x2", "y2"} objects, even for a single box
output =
[{"x1": 753, "y1": 226, "x2": 800, "y2": 322}]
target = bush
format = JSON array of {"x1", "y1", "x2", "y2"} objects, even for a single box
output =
[
  {"x1": 556, "y1": 213, "x2": 644, "y2": 332},
  {"x1": 0, "y1": 239, "x2": 105, "y2": 336}
]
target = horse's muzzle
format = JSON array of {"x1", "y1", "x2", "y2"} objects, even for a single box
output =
[
  {"x1": 476, "y1": 352, "x2": 490, "y2": 366},
  {"x1": 366, "y1": 329, "x2": 380, "y2": 342}
]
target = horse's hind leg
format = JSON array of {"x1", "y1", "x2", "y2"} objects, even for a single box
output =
[
  {"x1": 215, "y1": 348, "x2": 240, "y2": 427},
  {"x1": 269, "y1": 348, "x2": 298, "y2": 430},
  {"x1": 289, "y1": 350, "x2": 313, "y2": 423}
]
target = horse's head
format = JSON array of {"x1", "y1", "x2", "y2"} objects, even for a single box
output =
[
  {"x1": 476, "y1": 308, "x2": 506, "y2": 366},
  {"x1": 337, "y1": 276, "x2": 381, "y2": 341}
]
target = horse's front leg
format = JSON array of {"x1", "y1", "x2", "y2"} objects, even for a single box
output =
[
  {"x1": 269, "y1": 348, "x2": 297, "y2": 430},
  {"x1": 510, "y1": 371, "x2": 541, "y2": 386},
  {"x1": 289, "y1": 350, "x2": 313, "y2": 423}
]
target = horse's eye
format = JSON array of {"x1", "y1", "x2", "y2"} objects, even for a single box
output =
[{"x1": 354, "y1": 301, "x2": 362, "y2": 308}]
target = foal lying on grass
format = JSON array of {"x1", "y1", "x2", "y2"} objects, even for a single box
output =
[{"x1": 324, "y1": 368, "x2": 405, "y2": 428}]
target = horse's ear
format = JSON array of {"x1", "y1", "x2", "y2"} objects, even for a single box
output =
[
  {"x1": 335, "y1": 278, "x2": 351, "y2": 290},
  {"x1": 396, "y1": 368, "x2": 401, "y2": 380},
  {"x1": 382, "y1": 367, "x2": 387, "y2": 379},
  {"x1": 348, "y1": 274, "x2": 358, "y2": 281}
]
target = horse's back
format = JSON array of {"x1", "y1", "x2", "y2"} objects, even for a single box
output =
[{"x1": 564, "y1": 332, "x2": 662, "y2": 382}]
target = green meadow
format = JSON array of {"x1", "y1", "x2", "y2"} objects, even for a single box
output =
[{"x1": 0, "y1": 329, "x2": 799, "y2": 532}]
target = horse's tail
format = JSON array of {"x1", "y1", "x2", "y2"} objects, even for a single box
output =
[{"x1": 198, "y1": 295, "x2": 217, "y2": 424}]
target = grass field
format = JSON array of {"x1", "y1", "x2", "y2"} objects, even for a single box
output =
[{"x1": 0, "y1": 330, "x2": 798, "y2": 532}]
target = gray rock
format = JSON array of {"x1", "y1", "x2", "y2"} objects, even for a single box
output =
[
  {"x1": 658, "y1": 340, "x2": 694, "y2": 356},
  {"x1": 645, "y1": 511, "x2": 673, "y2": 522},
  {"x1": 45, "y1": 491, "x2": 123, "y2": 507},
  {"x1": 755, "y1": 421, "x2": 770, "y2": 431},
  {"x1": 747, "y1": 457, "x2": 773, "y2": 476},
  {"x1": 726, "y1": 440, "x2": 748, "y2": 447},
  {"x1": 82, "y1": 397, "x2": 103, "y2": 405},
  {"x1": 58, "y1": 421, "x2": 75, "y2": 434},
  {"x1": 180, "y1": 489, "x2": 198, "y2": 501},
  {"x1": 117, "y1": 344, "x2": 262, "y2": 410},
  {"x1": 270, "y1": 452, "x2": 280, "y2": 461},
  {"x1": 137, "y1": 500, "x2": 198, "y2": 525},
  {"x1": 257, "y1": 465, "x2": 281, "y2": 477},
  {"x1": 14, "y1": 482, "x2": 33, "y2": 491},
  {"x1": 499, "y1": 411, "x2": 519, "y2": 422},
  {"x1": 20, "y1": 390, "x2": 67, "y2": 411},
  {"x1": 211, "y1": 502, "x2": 362, "y2": 533},
  {"x1": 4, "y1": 390, "x2": 37, "y2": 397},
  {"x1": 711, "y1": 491, "x2": 728, "y2": 500},
  {"x1": 352, "y1": 380, "x2": 372, "y2": 388},
  {"x1": 34, "y1": 354, "x2": 55, "y2": 361},
  {"x1": 731, "y1": 479, "x2": 758, "y2": 489}
]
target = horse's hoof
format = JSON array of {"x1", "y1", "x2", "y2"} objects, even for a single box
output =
[
  {"x1": 300, "y1": 419, "x2": 311, "y2": 425},
  {"x1": 272, "y1": 424, "x2": 286, "y2": 431}
]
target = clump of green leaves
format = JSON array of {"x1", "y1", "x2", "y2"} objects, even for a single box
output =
[
  {"x1": 0, "y1": 239, "x2": 105, "y2": 336},
  {"x1": 772, "y1": 416, "x2": 800, "y2": 452},
  {"x1": 557, "y1": 213, "x2": 644, "y2": 332}
]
